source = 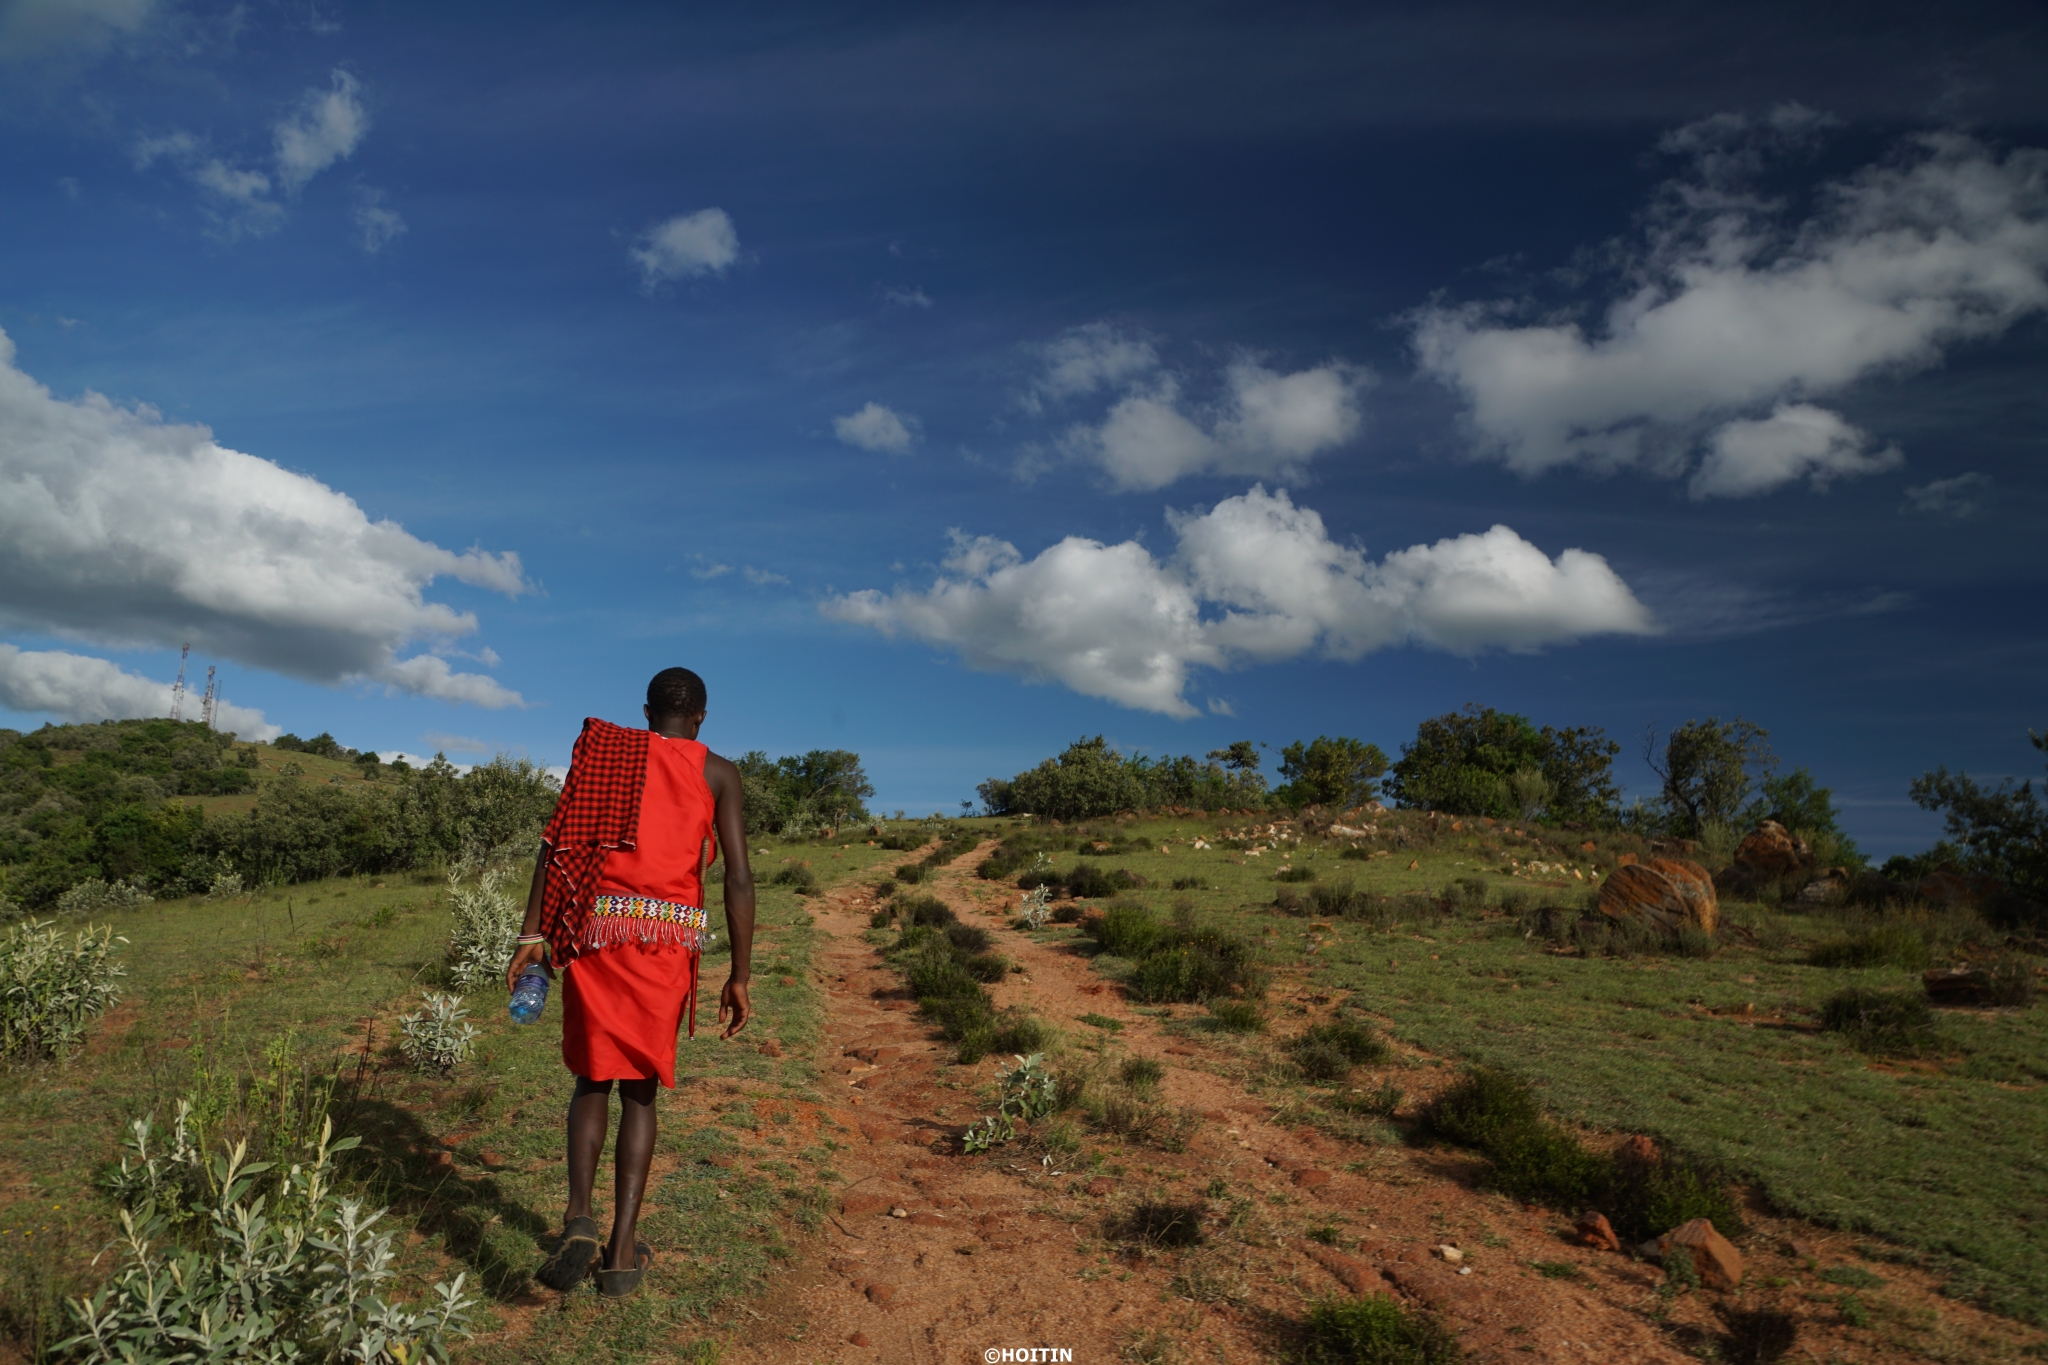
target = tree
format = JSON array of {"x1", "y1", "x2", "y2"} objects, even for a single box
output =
[
  {"x1": 1385, "y1": 706, "x2": 1620, "y2": 823},
  {"x1": 1909, "y1": 729, "x2": 2047, "y2": 902},
  {"x1": 1647, "y1": 718, "x2": 1775, "y2": 838},
  {"x1": 1274, "y1": 736, "x2": 1389, "y2": 810},
  {"x1": 734, "y1": 748, "x2": 874, "y2": 833},
  {"x1": 1007, "y1": 736, "x2": 1146, "y2": 821},
  {"x1": 1207, "y1": 741, "x2": 1262, "y2": 773}
]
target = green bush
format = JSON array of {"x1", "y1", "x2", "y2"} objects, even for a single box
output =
[
  {"x1": 899, "y1": 895, "x2": 956, "y2": 928},
  {"x1": 1276, "y1": 866, "x2": 1318, "y2": 883},
  {"x1": 1204, "y1": 1000, "x2": 1266, "y2": 1033},
  {"x1": 1108, "y1": 1200, "x2": 1205, "y2": 1248},
  {"x1": 1092, "y1": 903, "x2": 1164, "y2": 958},
  {"x1": 1120, "y1": 1057, "x2": 1165, "y2": 1091},
  {"x1": 0, "y1": 917, "x2": 125, "y2": 1060},
  {"x1": 1809, "y1": 922, "x2": 1932, "y2": 971},
  {"x1": 769, "y1": 864, "x2": 820, "y2": 895},
  {"x1": 1422, "y1": 1067, "x2": 1741, "y2": 1243},
  {"x1": 1124, "y1": 930, "x2": 1257, "y2": 1004},
  {"x1": 1292, "y1": 1041, "x2": 1355, "y2": 1083},
  {"x1": 893, "y1": 862, "x2": 929, "y2": 884},
  {"x1": 944, "y1": 922, "x2": 992, "y2": 953},
  {"x1": 1298, "y1": 1294, "x2": 1462, "y2": 1365},
  {"x1": 70, "y1": 1103, "x2": 476, "y2": 1364},
  {"x1": 1821, "y1": 987, "x2": 1936, "y2": 1055},
  {"x1": 1288, "y1": 1019, "x2": 1388, "y2": 1080},
  {"x1": 1296, "y1": 1018, "x2": 1389, "y2": 1065}
]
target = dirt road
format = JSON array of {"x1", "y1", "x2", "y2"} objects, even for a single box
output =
[{"x1": 717, "y1": 844, "x2": 1726, "y2": 1364}]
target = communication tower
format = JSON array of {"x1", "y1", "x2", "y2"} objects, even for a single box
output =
[
  {"x1": 201, "y1": 667, "x2": 219, "y2": 731},
  {"x1": 170, "y1": 643, "x2": 190, "y2": 721}
]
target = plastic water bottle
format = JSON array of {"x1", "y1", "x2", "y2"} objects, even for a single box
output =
[{"x1": 509, "y1": 963, "x2": 551, "y2": 1024}]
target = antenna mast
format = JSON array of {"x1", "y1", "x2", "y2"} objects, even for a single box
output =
[
  {"x1": 169, "y1": 643, "x2": 190, "y2": 721},
  {"x1": 201, "y1": 666, "x2": 219, "y2": 731}
]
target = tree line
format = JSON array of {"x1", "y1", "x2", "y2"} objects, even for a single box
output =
[
  {"x1": 976, "y1": 706, "x2": 2044, "y2": 902},
  {"x1": 975, "y1": 709, "x2": 1817, "y2": 849}
]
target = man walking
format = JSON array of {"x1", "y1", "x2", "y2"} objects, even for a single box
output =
[{"x1": 505, "y1": 667, "x2": 755, "y2": 1296}]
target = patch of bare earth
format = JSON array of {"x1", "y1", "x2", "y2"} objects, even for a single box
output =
[{"x1": 715, "y1": 843, "x2": 2041, "y2": 1364}]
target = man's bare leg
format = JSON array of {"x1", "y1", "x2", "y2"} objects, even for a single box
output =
[
  {"x1": 565, "y1": 1076, "x2": 613, "y2": 1225},
  {"x1": 606, "y1": 1078, "x2": 658, "y2": 1270}
]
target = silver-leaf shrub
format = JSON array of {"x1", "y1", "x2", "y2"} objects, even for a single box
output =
[
  {"x1": 0, "y1": 917, "x2": 126, "y2": 1060},
  {"x1": 444, "y1": 848, "x2": 521, "y2": 992},
  {"x1": 55, "y1": 878, "x2": 155, "y2": 916},
  {"x1": 398, "y1": 992, "x2": 477, "y2": 1075},
  {"x1": 66, "y1": 1102, "x2": 476, "y2": 1364},
  {"x1": 962, "y1": 1052, "x2": 1058, "y2": 1153}
]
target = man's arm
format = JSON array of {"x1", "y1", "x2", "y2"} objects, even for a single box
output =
[
  {"x1": 705, "y1": 753, "x2": 755, "y2": 1038},
  {"x1": 504, "y1": 840, "x2": 552, "y2": 991}
]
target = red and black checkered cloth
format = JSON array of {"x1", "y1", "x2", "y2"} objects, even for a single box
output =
[{"x1": 538, "y1": 717, "x2": 649, "y2": 961}]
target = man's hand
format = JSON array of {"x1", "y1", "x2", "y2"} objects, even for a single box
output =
[
  {"x1": 719, "y1": 977, "x2": 751, "y2": 1039},
  {"x1": 505, "y1": 940, "x2": 548, "y2": 993}
]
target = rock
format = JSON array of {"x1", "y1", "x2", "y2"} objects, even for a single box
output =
[
  {"x1": 865, "y1": 1283, "x2": 897, "y2": 1305},
  {"x1": 1615, "y1": 852, "x2": 1638, "y2": 867},
  {"x1": 849, "y1": 1333, "x2": 871, "y2": 1347},
  {"x1": 908, "y1": 1211, "x2": 948, "y2": 1226},
  {"x1": 1086, "y1": 1177, "x2": 1117, "y2": 1196},
  {"x1": 1406, "y1": 859, "x2": 1419, "y2": 871},
  {"x1": 1303, "y1": 1241, "x2": 1382, "y2": 1295},
  {"x1": 1656, "y1": 1218, "x2": 1743, "y2": 1290},
  {"x1": 1619, "y1": 1135, "x2": 1659, "y2": 1165},
  {"x1": 1732, "y1": 820, "x2": 1811, "y2": 879},
  {"x1": 1797, "y1": 869, "x2": 1850, "y2": 904},
  {"x1": 1575, "y1": 1210, "x2": 1621, "y2": 1252},
  {"x1": 889, "y1": 1206, "x2": 909, "y2": 1218},
  {"x1": 1294, "y1": 1169, "x2": 1332, "y2": 1188},
  {"x1": 1580, "y1": 841, "x2": 1597, "y2": 852},
  {"x1": 1434, "y1": 1244, "x2": 1464, "y2": 1264},
  {"x1": 1922, "y1": 966, "x2": 1995, "y2": 1005},
  {"x1": 1599, "y1": 859, "x2": 1719, "y2": 935}
]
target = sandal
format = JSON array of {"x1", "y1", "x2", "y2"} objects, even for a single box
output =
[
  {"x1": 597, "y1": 1240, "x2": 652, "y2": 1298},
  {"x1": 535, "y1": 1215, "x2": 601, "y2": 1291}
]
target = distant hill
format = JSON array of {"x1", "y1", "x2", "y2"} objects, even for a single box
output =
[{"x1": 0, "y1": 718, "x2": 556, "y2": 911}]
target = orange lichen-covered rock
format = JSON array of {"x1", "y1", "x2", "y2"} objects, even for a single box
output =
[
  {"x1": 1656, "y1": 1218, "x2": 1743, "y2": 1290},
  {"x1": 1732, "y1": 820, "x2": 1811, "y2": 879},
  {"x1": 1598, "y1": 858, "x2": 1718, "y2": 935}
]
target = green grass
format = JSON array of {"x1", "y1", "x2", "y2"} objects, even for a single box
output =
[
  {"x1": 0, "y1": 829, "x2": 909, "y2": 1362},
  {"x1": 1002, "y1": 810, "x2": 2048, "y2": 1325}
]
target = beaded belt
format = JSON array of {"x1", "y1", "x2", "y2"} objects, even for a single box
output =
[{"x1": 584, "y1": 894, "x2": 709, "y2": 951}]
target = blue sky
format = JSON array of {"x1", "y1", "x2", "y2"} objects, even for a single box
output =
[{"x1": 1, "y1": 1, "x2": 2045, "y2": 855}]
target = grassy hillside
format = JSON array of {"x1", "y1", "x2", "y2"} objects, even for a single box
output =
[
  {"x1": 0, "y1": 826, "x2": 905, "y2": 1362},
  {"x1": 979, "y1": 809, "x2": 2047, "y2": 1324}
]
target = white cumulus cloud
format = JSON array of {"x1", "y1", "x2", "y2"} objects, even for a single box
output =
[
  {"x1": 834, "y1": 401, "x2": 919, "y2": 453},
  {"x1": 1413, "y1": 128, "x2": 2048, "y2": 490},
  {"x1": 0, "y1": 644, "x2": 280, "y2": 739},
  {"x1": 823, "y1": 485, "x2": 1652, "y2": 717},
  {"x1": 0, "y1": 327, "x2": 527, "y2": 708},
  {"x1": 1689, "y1": 403, "x2": 1901, "y2": 498},
  {"x1": 128, "y1": 70, "x2": 373, "y2": 239},
  {"x1": 1027, "y1": 322, "x2": 1161, "y2": 409},
  {"x1": 274, "y1": 69, "x2": 369, "y2": 193},
  {"x1": 633, "y1": 208, "x2": 739, "y2": 285}
]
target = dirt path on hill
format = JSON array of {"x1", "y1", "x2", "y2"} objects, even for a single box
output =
[{"x1": 717, "y1": 842, "x2": 1711, "y2": 1365}]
